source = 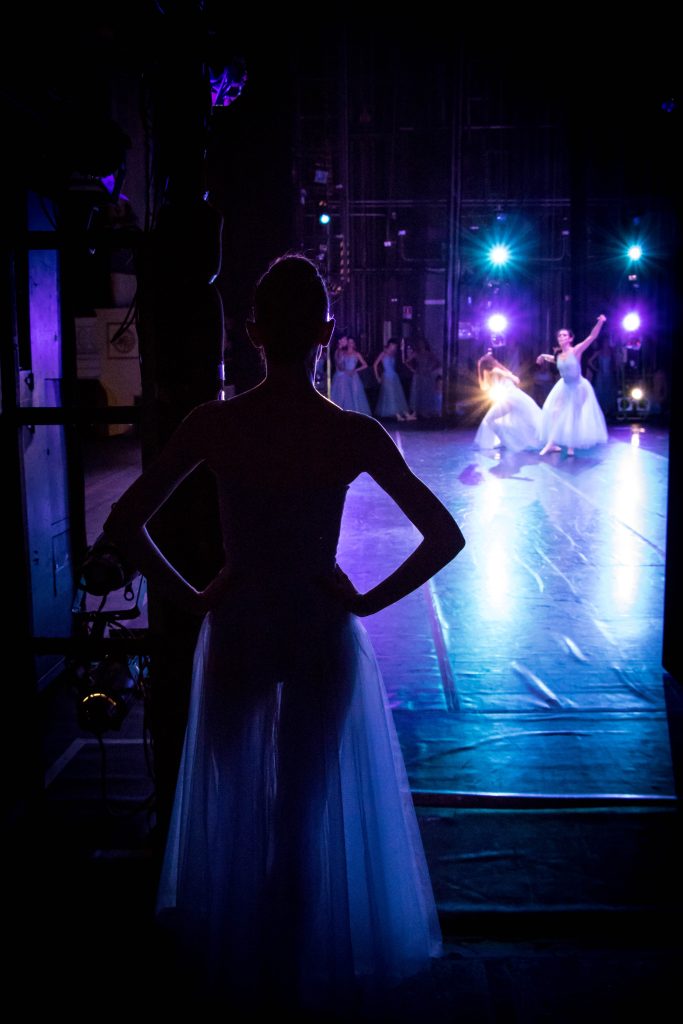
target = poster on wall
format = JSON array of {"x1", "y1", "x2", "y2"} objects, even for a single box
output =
[{"x1": 107, "y1": 321, "x2": 138, "y2": 359}]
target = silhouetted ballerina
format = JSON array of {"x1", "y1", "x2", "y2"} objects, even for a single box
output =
[
  {"x1": 473, "y1": 352, "x2": 542, "y2": 452},
  {"x1": 330, "y1": 335, "x2": 372, "y2": 414},
  {"x1": 537, "y1": 315, "x2": 609, "y2": 456},
  {"x1": 103, "y1": 254, "x2": 465, "y2": 1016}
]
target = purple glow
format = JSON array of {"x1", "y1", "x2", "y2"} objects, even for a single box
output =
[
  {"x1": 487, "y1": 313, "x2": 508, "y2": 334},
  {"x1": 622, "y1": 312, "x2": 641, "y2": 332}
]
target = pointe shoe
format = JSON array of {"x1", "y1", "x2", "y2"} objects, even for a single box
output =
[
  {"x1": 540, "y1": 443, "x2": 561, "y2": 455},
  {"x1": 405, "y1": 412, "x2": 417, "y2": 421},
  {"x1": 567, "y1": 448, "x2": 575, "y2": 457}
]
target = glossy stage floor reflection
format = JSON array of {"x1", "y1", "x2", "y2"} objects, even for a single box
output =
[{"x1": 337, "y1": 424, "x2": 672, "y2": 803}]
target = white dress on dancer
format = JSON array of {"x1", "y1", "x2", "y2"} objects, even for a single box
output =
[
  {"x1": 540, "y1": 350, "x2": 608, "y2": 450},
  {"x1": 156, "y1": 477, "x2": 442, "y2": 1014},
  {"x1": 474, "y1": 377, "x2": 542, "y2": 452}
]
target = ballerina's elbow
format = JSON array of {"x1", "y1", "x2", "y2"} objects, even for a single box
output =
[
  {"x1": 434, "y1": 521, "x2": 465, "y2": 562},
  {"x1": 448, "y1": 529, "x2": 466, "y2": 560}
]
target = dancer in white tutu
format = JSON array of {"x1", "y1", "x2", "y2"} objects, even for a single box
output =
[
  {"x1": 474, "y1": 352, "x2": 543, "y2": 452},
  {"x1": 536, "y1": 315, "x2": 609, "y2": 456}
]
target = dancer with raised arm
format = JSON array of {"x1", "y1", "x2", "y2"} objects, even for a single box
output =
[
  {"x1": 103, "y1": 254, "x2": 465, "y2": 1016},
  {"x1": 474, "y1": 351, "x2": 543, "y2": 452},
  {"x1": 537, "y1": 315, "x2": 609, "y2": 456}
]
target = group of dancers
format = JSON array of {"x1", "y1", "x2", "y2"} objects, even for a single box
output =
[
  {"x1": 474, "y1": 314, "x2": 610, "y2": 456},
  {"x1": 331, "y1": 316, "x2": 611, "y2": 457},
  {"x1": 331, "y1": 334, "x2": 441, "y2": 421}
]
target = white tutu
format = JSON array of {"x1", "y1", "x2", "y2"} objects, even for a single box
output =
[
  {"x1": 540, "y1": 351, "x2": 608, "y2": 449},
  {"x1": 156, "y1": 481, "x2": 441, "y2": 1014},
  {"x1": 474, "y1": 378, "x2": 542, "y2": 452}
]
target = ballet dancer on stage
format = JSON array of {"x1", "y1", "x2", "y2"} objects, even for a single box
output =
[
  {"x1": 536, "y1": 315, "x2": 609, "y2": 457},
  {"x1": 474, "y1": 351, "x2": 543, "y2": 452}
]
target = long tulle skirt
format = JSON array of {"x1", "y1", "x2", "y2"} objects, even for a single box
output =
[
  {"x1": 474, "y1": 385, "x2": 543, "y2": 452},
  {"x1": 331, "y1": 371, "x2": 372, "y2": 414},
  {"x1": 375, "y1": 375, "x2": 409, "y2": 417},
  {"x1": 156, "y1": 581, "x2": 441, "y2": 1015},
  {"x1": 410, "y1": 372, "x2": 440, "y2": 418},
  {"x1": 540, "y1": 376, "x2": 609, "y2": 449}
]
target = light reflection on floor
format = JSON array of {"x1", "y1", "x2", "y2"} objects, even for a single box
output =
[{"x1": 337, "y1": 424, "x2": 673, "y2": 800}]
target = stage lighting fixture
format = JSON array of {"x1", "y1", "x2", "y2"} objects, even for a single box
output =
[
  {"x1": 617, "y1": 396, "x2": 632, "y2": 419},
  {"x1": 80, "y1": 533, "x2": 137, "y2": 596},
  {"x1": 488, "y1": 244, "x2": 511, "y2": 266},
  {"x1": 208, "y1": 49, "x2": 247, "y2": 108},
  {"x1": 622, "y1": 312, "x2": 641, "y2": 332},
  {"x1": 487, "y1": 313, "x2": 508, "y2": 334},
  {"x1": 627, "y1": 244, "x2": 643, "y2": 261},
  {"x1": 631, "y1": 386, "x2": 644, "y2": 401},
  {"x1": 77, "y1": 656, "x2": 140, "y2": 735},
  {"x1": 317, "y1": 200, "x2": 331, "y2": 225}
]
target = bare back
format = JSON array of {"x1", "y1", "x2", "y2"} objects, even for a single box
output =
[{"x1": 192, "y1": 386, "x2": 395, "y2": 491}]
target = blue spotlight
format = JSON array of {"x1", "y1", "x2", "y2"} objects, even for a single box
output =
[
  {"x1": 489, "y1": 244, "x2": 511, "y2": 266},
  {"x1": 627, "y1": 244, "x2": 643, "y2": 261},
  {"x1": 319, "y1": 211, "x2": 331, "y2": 225}
]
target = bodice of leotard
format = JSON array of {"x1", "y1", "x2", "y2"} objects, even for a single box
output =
[
  {"x1": 382, "y1": 355, "x2": 397, "y2": 376},
  {"x1": 341, "y1": 355, "x2": 358, "y2": 372},
  {"x1": 217, "y1": 478, "x2": 348, "y2": 580},
  {"x1": 557, "y1": 351, "x2": 582, "y2": 385}
]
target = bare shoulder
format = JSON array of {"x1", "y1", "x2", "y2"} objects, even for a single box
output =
[
  {"x1": 340, "y1": 411, "x2": 408, "y2": 475},
  {"x1": 341, "y1": 409, "x2": 392, "y2": 446}
]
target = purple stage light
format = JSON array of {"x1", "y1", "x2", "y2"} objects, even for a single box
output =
[
  {"x1": 487, "y1": 313, "x2": 508, "y2": 334},
  {"x1": 622, "y1": 312, "x2": 641, "y2": 332}
]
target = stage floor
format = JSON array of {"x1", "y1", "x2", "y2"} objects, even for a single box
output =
[{"x1": 337, "y1": 422, "x2": 672, "y2": 803}]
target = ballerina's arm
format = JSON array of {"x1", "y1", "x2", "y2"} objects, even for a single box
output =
[
  {"x1": 477, "y1": 356, "x2": 491, "y2": 391},
  {"x1": 572, "y1": 314, "x2": 607, "y2": 359},
  {"x1": 491, "y1": 362, "x2": 520, "y2": 386},
  {"x1": 330, "y1": 417, "x2": 465, "y2": 616},
  {"x1": 102, "y1": 404, "x2": 230, "y2": 616}
]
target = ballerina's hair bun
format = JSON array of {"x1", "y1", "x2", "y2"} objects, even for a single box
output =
[{"x1": 254, "y1": 254, "x2": 330, "y2": 363}]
